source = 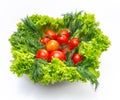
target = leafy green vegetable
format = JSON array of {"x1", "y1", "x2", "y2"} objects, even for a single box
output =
[
  {"x1": 39, "y1": 58, "x2": 85, "y2": 85},
  {"x1": 9, "y1": 11, "x2": 111, "y2": 89},
  {"x1": 10, "y1": 50, "x2": 35, "y2": 77}
]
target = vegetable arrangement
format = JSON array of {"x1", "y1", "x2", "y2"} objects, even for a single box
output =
[{"x1": 9, "y1": 11, "x2": 111, "y2": 89}]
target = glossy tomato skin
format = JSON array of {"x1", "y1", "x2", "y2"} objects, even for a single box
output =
[
  {"x1": 57, "y1": 35, "x2": 68, "y2": 44},
  {"x1": 69, "y1": 38, "x2": 80, "y2": 50},
  {"x1": 46, "y1": 40, "x2": 59, "y2": 52},
  {"x1": 40, "y1": 37, "x2": 50, "y2": 44},
  {"x1": 49, "y1": 50, "x2": 66, "y2": 61},
  {"x1": 58, "y1": 30, "x2": 70, "y2": 38},
  {"x1": 36, "y1": 49, "x2": 49, "y2": 60},
  {"x1": 72, "y1": 53, "x2": 83, "y2": 64},
  {"x1": 45, "y1": 30, "x2": 57, "y2": 39}
]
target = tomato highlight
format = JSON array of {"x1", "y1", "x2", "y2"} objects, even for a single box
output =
[
  {"x1": 49, "y1": 50, "x2": 66, "y2": 61},
  {"x1": 36, "y1": 49, "x2": 49, "y2": 60},
  {"x1": 40, "y1": 37, "x2": 50, "y2": 44},
  {"x1": 72, "y1": 53, "x2": 83, "y2": 64},
  {"x1": 69, "y1": 38, "x2": 80, "y2": 50},
  {"x1": 57, "y1": 35, "x2": 68, "y2": 44},
  {"x1": 38, "y1": 29, "x2": 83, "y2": 64},
  {"x1": 45, "y1": 30, "x2": 57, "y2": 39},
  {"x1": 58, "y1": 30, "x2": 70, "y2": 38},
  {"x1": 46, "y1": 40, "x2": 59, "y2": 52}
]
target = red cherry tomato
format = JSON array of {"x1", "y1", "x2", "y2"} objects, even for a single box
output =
[
  {"x1": 46, "y1": 40, "x2": 59, "y2": 52},
  {"x1": 72, "y1": 53, "x2": 83, "y2": 64},
  {"x1": 36, "y1": 49, "x2": 49, "y2": 60},
  {"x1": 58, "y1": 30, "x2": 70, "y2": 38},
  {"x1": 49, "y1": 50, "x2": 66, "y2": 61},
  {"x1": 57, "y1": 35, "x2": 68, "y2": 44},
  {"x1": 40, "y1": 37, "x2": 50, "y2": 44},
  {"x1": 61, "y1": 48, "x2": 71, "y2": 54},
  {"x1": 69, "y1": 38, "x2": 80, "y2": 50},
  {"x1": 45, "y1": 30, "x2": 57, "y2": 39}
]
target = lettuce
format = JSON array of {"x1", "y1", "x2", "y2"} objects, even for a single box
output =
[{"x1": 9, "y1": 11, "x2": 111, "y2": 89}]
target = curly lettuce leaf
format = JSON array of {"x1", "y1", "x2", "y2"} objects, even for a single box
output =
[
  {"x1": 63, "y1": 12, "x2": 111, "y2": 88},
  {"x1": 10, "y1": 50, "x2": 35, "y2": 77},
  {"x1": 9, "y1": 12, "x2": 111, "y2": 89},
  {"x1": 38, "y1": 58, "x2": 86, "y2": 85}
]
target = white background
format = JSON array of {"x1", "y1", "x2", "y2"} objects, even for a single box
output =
[{"x1": 0, "y1": 0, "x2": 120, "y2": 100}]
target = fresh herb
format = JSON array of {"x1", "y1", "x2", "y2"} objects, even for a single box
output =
[{"x1": 9, "y1": 11, "x2": 111, "y2": 89}]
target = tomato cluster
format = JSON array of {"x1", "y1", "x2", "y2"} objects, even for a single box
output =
[{"x1": 36, "y1": 29, "x2": 83, "y2": 65}]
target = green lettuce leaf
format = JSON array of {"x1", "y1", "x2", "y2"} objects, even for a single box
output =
[{"x1": 9, "y1": 11, "x2": 111, "y2": 89}]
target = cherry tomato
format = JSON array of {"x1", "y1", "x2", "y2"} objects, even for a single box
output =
[
  {"x1": 49, "y1": 50, "x2": 66, "y2": 61},
  {"x1": 69, "y1": 38, "x2": 80, "y2": 50},
  {"x1": 40, "y1": 37, "x2": 50, "y2": 44},
  {"x1": 57, "y1": 35, "x2": 68, "y2": 44},
  {"x1": 46, "y1": 40, "x2": 59, "y2": 52},
  {"x1": 61, "y1": 48, "x2": 71, "y2": 54},
  {"x1": 72, "y1": 53, "x2": 83, "y2": 64},
  {"x1": 45, "y1": 30, "x2": 57, "y2": 39},
  {"x1": 58, "y1": 30, "x2": 70, "y2": 38},
  {"x1": 36, "y1": 49, "x2": 49, "y2": 60}
]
